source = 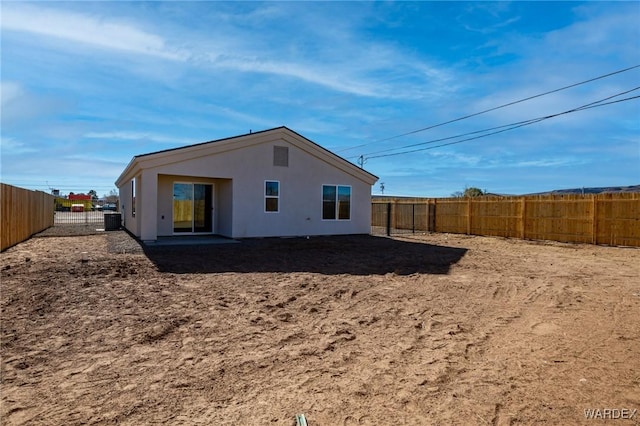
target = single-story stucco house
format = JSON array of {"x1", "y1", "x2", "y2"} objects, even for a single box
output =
[{"x1": 115, "y1": 126, "x2": 378, "y2": 242}]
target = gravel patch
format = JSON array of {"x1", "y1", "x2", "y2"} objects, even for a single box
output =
[
  {"x1": 105, "y1": 230, "x2": 145, "y2": 254},
  {"x1": 35, "y1": 225, "x2": 105, "y2": 237},
  {"x1": 34, "y1": 226, "x2": 144, "y2": 254}
]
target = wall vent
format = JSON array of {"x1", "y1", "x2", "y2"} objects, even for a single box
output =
[{"x1": 273, "y1": 146, "x2": 289, "y2": 167}]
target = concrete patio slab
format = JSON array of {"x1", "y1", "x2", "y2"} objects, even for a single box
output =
[{"x1": 143, "y1": 235, "x2": 239, "y2": 246}]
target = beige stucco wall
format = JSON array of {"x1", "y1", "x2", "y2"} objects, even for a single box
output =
[
  {"x1": 118, "y1": 133, "x2": 375, "y2": 240},
  {"x1": 118, "y1": 173, "x2": 140, "y2": 237}
]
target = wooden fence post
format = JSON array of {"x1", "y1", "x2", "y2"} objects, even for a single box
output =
[
  {"x1": 412, "y1": 203, "x2": 415, "y2": 234},
  {"x1": 521, "y1": 197, "x2": 526, "y2": 240},
  {"x1": 429, "y1": 199, "x2": 433, "y2": 232},
  {"x1": 592, "y1": 195, "x2": 598, "y2": 245},
  {"x1": 467, "y1": 198, "x2": 472, "y2": 235},
  {"x1": 386, "y1": 202, "x2": 391, "y2": 236}
]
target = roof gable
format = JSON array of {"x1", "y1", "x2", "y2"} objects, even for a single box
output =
[{"x1": 116, "y1": 127, "x2": 378, "y2": 186}]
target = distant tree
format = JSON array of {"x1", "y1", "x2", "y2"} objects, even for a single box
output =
[
  {"x1": 88, "y1": 189, "x2": 98, "y2": 201},
  {"x1": 452, "y1": 187, "x2": 486, "y2": 197},
  {"x1": 463, "y1": 187, "x2": 485, "y2": 197},
  {"x1": 104, "y1": 189, "x2": 119, "y2": 204}
]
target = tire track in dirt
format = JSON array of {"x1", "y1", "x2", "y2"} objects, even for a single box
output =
[
  {"x1": 444, "y1": 241, "x2": 640, "y2": 426},
  {"x1": 2, "y1": 233, "x2": 638, "y2": 425}
]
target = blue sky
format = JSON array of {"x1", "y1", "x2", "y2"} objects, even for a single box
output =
[{"x1": 1, "y1": 1, "x2": 638, "y2": 197}]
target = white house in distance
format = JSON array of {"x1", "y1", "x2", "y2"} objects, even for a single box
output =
[{"x1": 115, "y1": 127, "x2": 378, "y2": 242}]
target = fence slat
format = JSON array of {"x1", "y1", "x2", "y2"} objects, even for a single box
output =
[{"x1": 372, "y1": 193, "x2": 640, "y2": 247}]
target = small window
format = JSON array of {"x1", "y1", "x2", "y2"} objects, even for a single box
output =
[
  {"x1": 322, "y1": 185, "x2": 336, "y2": 220},
  {"x1": 338, "y1": 186, "x2": 351, "y2": 220},
  {"x1": 322, "y1": 185, "x2": 351, "y2": 220},
  {"x1": 265, "y1": 180, "x2": 279, "y2": 212},
  {"x1": 273, "y1": 146, "x2": 289, "y2": 167}
]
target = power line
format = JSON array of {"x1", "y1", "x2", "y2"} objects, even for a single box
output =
[
  {"x1": 338, "y1": 64, "x2": 640, "y2": 154},
  {"x1": 366, "y1": 94, "x2": 640, "y2": 160},
  {"x1": 368, "y1": 94, "x2": 640, "y2": 159},
  {"x1": 363, "y1": 86, "x2": 640, "y2": 158}
]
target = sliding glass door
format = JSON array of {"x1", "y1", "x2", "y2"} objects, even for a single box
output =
[{"x1": 173, "y1": 183, "x2": 213, "y2": 233}]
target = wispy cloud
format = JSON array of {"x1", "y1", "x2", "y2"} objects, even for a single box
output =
[
  {"x1": 84, "y1": 131, "x2": 195, "y2": 145},
  {"x1": 1, "y1": 3, "x2": 187, "y2": 60},
  {"x1": 1, "y1": 2, "x2": 454, "y2": 100},
  {"x1": 544, "y1": 4, "x2": 639, "y2": 61},
  {"x1": 1, "y1": 81, "x2": 22, "y2": 105},
  {"x1": 0, "y1": 136, "x2": 38, "y2": 155},
  {"x1": 212, "y1": 56, "x2": 384, "y2": 98},
  {"x1": 0, "y1": 80, "x2": 70, "y2": 128},
  {"x1": 458, "y1": 2, "x2": 521, "y2": 34},
  {"x1": 514, "y1": 158, "x2": 583, "y2": 168},
  {"x1": 457, "y1": 2, "x2": 640, "y2": 137},
  {"x1": 202, "y1": 105, "x2": 276, "y2": 130}
]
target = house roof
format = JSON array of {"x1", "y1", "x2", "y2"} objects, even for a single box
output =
[{"x1": 115, "y1": 126, "x2": 378, "y2": 187}]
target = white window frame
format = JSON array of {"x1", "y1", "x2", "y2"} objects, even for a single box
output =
[
  {"x1": 265, "y1": 180, "x2": 280, "y2": 213},
  {"x1": 131, "y1": 178, "x2": 136, "y2": 217},
  {"x1": 172, "y1": 181, "x2": 214, "y2": 234},
  {"x1": 321, "y1": 184, "x2": 351, "y2": 221}
]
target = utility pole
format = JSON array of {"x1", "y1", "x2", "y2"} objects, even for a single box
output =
[{"x1": 357, "y1": 155, "x2": 365, "y2": 168}]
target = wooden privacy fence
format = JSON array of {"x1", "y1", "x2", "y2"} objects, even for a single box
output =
[
  {"x1": 372, "y1": 193, "x2": 640, "y2": 247},
  {"x1": 1, "y1": 183, "x2": 55, "y2": 251}
]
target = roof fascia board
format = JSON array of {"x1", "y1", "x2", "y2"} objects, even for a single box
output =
[
  {"x1": 115, "y1": 158, "x2": 141, "y2": 188},
  {"x1": 278, "y1": 131, "x2": 378, "y2": 185}
]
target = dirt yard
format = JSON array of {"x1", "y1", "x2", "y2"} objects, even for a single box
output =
[{"x1": 1, "y1": 231, "x2": 639, "y2": 425}]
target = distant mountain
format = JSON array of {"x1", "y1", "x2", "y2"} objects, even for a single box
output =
[
  {"x1": 372, "y1": 185, "x2": 640, "y2": 200},
  {"x1": 529, "y1": 185, "x2": 640, "y2": 195}
]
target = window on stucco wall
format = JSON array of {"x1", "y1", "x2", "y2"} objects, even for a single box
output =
[
  {"x1": 265, "y1": 180, "x2": 279, "y2": 212},
  {"x1": 322, "y1": 185, "x2": 351, "y2": 220}
]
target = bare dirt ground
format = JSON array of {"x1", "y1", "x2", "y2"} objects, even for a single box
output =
[{"x1": 1, "y1": 231, "x2": 639, "y2": 425}]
